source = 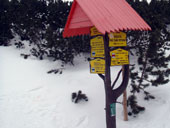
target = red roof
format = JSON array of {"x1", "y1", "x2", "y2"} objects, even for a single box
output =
[{"x1": 63, "y1": 0, "x2": 151, "y2": 38}]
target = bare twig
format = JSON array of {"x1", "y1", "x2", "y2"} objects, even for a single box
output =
[
  {"x1": 98, "y1": 74, "x2": 105, "y2": 81},
  {"x1": 116, "y1": 101, "x2": 123, "y2": 105},
  {"x1": 112, "y1": 69, "x2": 122, "y2": 89}
]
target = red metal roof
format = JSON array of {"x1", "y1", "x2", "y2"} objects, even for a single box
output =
[{"x1": 63, "y1": 0, "x2": 151, "y2": 38}]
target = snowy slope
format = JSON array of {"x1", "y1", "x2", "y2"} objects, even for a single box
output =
[{"x1": 0, "y1": 46, "x2": 170, "y2": 128}]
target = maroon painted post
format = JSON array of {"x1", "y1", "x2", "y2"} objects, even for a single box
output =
[
  {"x1": 103, "y1": 33, "x2": 116, "y2": 128},
  {"x1": 103, "y1": 33, "x2": 129, "y2": 128}
]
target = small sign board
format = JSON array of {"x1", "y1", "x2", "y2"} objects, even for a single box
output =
[
  {"x1": 90, "y1": 36, "x2": 104, "y2": 47},
  {"x1": 90, "y1": 26, "x2": 102, "y2": 36},
  {"x1": 91, "y1": 48, "x2": 105, "y2": 58},
  {"x1": 90, "y1": 36, "x2": 104, "y2": 57},
  {"x1": 109, "y1": 32, "x2": 127, "y2": 47},
  {"x1": 110, "y1": 103, "x2": 116, "y2": 117},
  {"x1": 90, "y1": 58, "x2": 105, "y2": 74},
  {"x1": 110, "y1": 48, "x2": 129, "y2": 66}
]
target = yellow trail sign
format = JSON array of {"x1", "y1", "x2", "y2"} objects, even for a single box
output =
[
  {"x1": 90, "y1": 36, "x2": 104, "y2": 57},
  {"x1": 90, "y1": 26, "x2": 102, "y2": 36},
  {"x1": 109, "y1": 32, "x2": 127, "y2": 47},
  {"x1": 90, "y1": 36, "x2": 104, "y2": 47},
  {"x1": 91, "y1": 48, "x2": 105, "y2": 58},
  {"x1": 90, "y1": 58, "x2": 105, "y2": 74},
  {"x1": 110, "y1": 48, "x2": 129, "y2": 66}
]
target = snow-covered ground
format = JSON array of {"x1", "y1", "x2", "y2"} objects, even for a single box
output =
[{"x1": 0, "y1": 45, "x2": 170, "y2": 128}]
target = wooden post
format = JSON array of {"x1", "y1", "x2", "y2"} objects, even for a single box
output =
[
  {"x1": 122, "y1": 65, "x2": 128, "y2": 121},
  {"x1": 101, "y1": 33, "x2": 129, "y2": 128},
  {"x1": 103, "y1": 33, "x2": 116, "y2": 128},
  {"x1": 122, "y1": 62, "x2": 128, "y2": 121},
  {"x1": 123, "y1": 90, "x2": 128, "y2": 121}
]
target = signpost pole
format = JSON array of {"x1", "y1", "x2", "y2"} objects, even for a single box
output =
[
  {"x1": 90, "y1": 28, "x2": 129, "y2": 128},
  {"x1": 103, "y1": 33, "x2": 116, "y2": 128},
  {"x1": 103, "y1": 32, "x2": 129, "y2": 128}
]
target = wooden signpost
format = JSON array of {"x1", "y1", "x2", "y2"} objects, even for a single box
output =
[
  {"x1": 89, "y1": 27, "x2": 129, "y2": 127},
  {"x1": 63, "y1": 0, "x2": 151, "y2": 128}
]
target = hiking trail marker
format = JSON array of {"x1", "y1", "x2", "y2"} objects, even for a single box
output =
[
  {"x1": 90, "y1": 36, "x2": 104, "y2": 57},
  {"x1": 109, "y1": 32, "x2": 127, "y2": 47},
  {"x1": 90, "y1": 27, "x2": 129, "y2": 73},
  {"x1": 90, "y1": 26, "x2": 102, "y2": 36},
  {"x1": 110, "y1": 48, "x2": 129, "y2": 66},
  {"x1": 90, "y1": 58, "x2": 105, "y2": 74},
  {"x1": 63, "y1": 0, "x2": 151, "y2": 127}
]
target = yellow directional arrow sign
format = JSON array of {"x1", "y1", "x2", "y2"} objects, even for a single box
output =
[
  {"x1": 90, "y1": 36, "x2": 104, "y2": 47},
  {"x1": 91, "y1": 48, "x2": 105, "y2": 58},
  {"x1": 109, "y1": 32, "x2": 127, "y2": 47},
  {"x1": 90, "y1": 36, "x2": 104, "y2": 57},
  {"x1": 90, "y1": 58, "x2": 105, "y2": 74},
  {"x1": 110, "y1": 48, "x2": 129, "y2": 66},
  {"x1": 90, "y1": 26, "x2": 102, "y2": 36}
]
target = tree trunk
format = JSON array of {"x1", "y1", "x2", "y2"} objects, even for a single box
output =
[
  {"x1": 104, "y1": 33, "x2": 116, "y2": 128},
  {"x1": 103, "y1": 33, "x2": 129, "y2": 128}
]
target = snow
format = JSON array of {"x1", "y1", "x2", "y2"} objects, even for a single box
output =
[{"x1": 0, "y1": 45, "x2": 170, "y2": 128}]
